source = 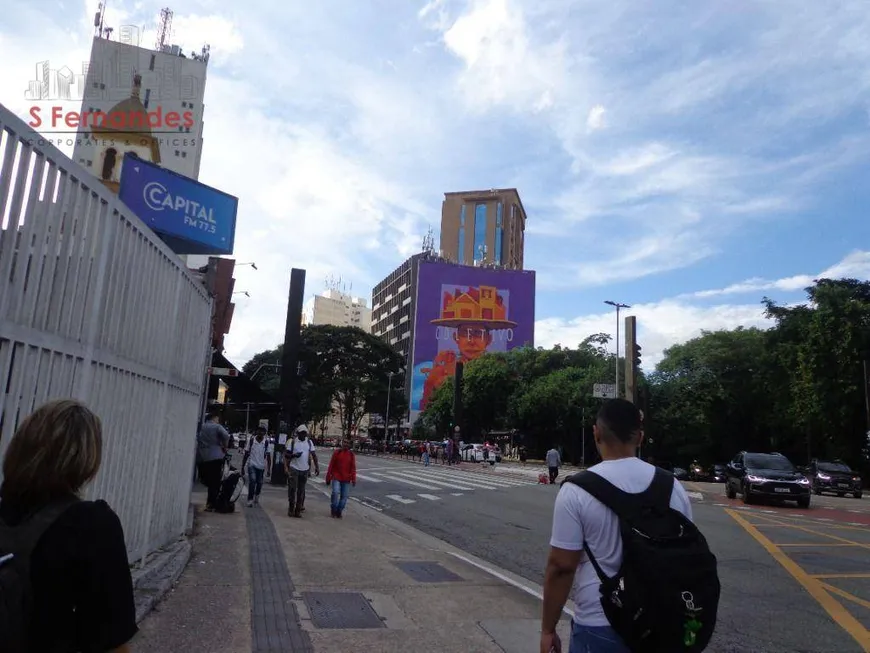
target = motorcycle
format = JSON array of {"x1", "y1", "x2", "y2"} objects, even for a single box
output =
[{"x1": 689, "y1": 463, "x2": 706, "y2": 481}]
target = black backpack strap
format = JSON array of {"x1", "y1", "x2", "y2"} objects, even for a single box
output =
[{"x1": 0, "y1": 497, "x2": 79, "y2": 556}]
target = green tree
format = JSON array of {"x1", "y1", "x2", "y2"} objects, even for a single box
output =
[
  {"x1": 298, "y1": 325, "x2": 404, "y2": 439},
  {"x1": 463, "y1": 353, "x2": 517, "y2": 438},
  {"x1": 241, "y1": 345, "x2": 282, "y2": 396},
  {"x1": 422, "y1": 377, "x2": 455, "y2": 437}
]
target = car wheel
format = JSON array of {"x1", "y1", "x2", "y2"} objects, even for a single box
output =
[
  {"x1": 797, "y1": 496, "x2": 811, "y2": 509},
  {"x1": 813, "y1": 485, "x2": 822, "y2": 495},
  {"x1": 726, "y1": 482, "x2": 737, "y2": 499},
  {"x1": 837, "y1": 492, "x2": 846, "y2": 498},
  {"x1": 855, "y1": 492, "x2": 863, "y2": 499},
  {"x1": 742, "y1": 483, "x2": 754, "y2": 504}
]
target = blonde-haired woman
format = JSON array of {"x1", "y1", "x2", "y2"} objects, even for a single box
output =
[{"x1": 0, "y1": 399, "x2": 137, "y2": 652}]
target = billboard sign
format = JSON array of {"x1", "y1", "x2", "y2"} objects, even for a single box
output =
[
  {"x1": 409, "y1": 261, "x2": 536, "y2": 422},
  {"x1": 119, "y1": 155, "x2": 237, "y2": 255}
]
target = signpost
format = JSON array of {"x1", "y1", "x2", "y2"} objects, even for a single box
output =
[{"x1": 593, "y1": 383, "x2": 617, "y2": 399}]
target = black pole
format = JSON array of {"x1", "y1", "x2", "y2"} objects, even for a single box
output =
[
  {"x1": 271, "y1": 268, "x2": 306, "y2": 485},
  {"x1": 453, "y1": 361, "x2": 464, "y2": 440}
]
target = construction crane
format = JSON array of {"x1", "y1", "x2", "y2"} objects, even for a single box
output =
[{"x1": 155, "y1": 7, "x2": 173, "y2": 52}]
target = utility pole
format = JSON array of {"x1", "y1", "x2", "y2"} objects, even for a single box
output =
[
  {"x1": 624, "y1": 315, "x2": 639, "y2": 404},
  {"x1": 385, "y1": 371, "x2": 394, "y2": 443},
  {"x1": 605, "y1": 301, "x2": 630, "y2": 396}
]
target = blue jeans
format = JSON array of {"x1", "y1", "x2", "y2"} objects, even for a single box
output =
[
  {"x1": 423, "y1": 452, "x2": 430, "y2": 466},
  {"x1": 569, "y1": 623, "x2": 630, "y2": 653},
  {"x1": 331, "y1": 480, "x2": 350, "y2": 514},
  {"x1": 247, "y1": 466, "x2": 264, "y2": 501}
]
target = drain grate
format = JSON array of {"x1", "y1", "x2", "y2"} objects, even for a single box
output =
[
  {"x1": 394, "y1": 560, "x2": 463, "y2": 583},
  {"x1": 302, "y1": 591, "x2": 385, "y2": 629}
]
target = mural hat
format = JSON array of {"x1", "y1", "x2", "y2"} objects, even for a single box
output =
[{"x1": 430, "y1": 284, "x2": 517, "y2": 330}]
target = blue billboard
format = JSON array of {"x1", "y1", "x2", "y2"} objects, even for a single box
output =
[{"x1": 119, "y1": 155, "x2": 237, "y2": 255}]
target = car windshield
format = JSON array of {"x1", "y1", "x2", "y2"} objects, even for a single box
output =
[
  {"x1": 745, "y1": 454, "x2": 795, "y2": 471},
  {"x1": 818, "y1": 462, "x2": 851, "y2": 473}
]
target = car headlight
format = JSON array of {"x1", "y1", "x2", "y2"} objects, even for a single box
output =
[
  {"x1": 818, "y1": 473, "x2": 831, "y2": 480},
  {"x1": 798, "y1": 477, "x2": 810, "y2": 485},
  {"x1": 747, "y1": 474, "x2": 766, "y2": 482},
  {"x1": 853, "y1": 477, "x2": 861, "y2": 482}
]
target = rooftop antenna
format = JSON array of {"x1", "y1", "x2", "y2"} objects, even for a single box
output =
[
  {"x1": 155, "y1": 7, "x2": 173, "y2": 52},
  {"x1": 93, "y1": 2, "x2": 105, "y2": 37},
  {"x1": 103, "y1": 26, "x2": 114, "y2": 39},
  {"x1": 422, "y1": 226, "x2": 435, "y2": 255}
]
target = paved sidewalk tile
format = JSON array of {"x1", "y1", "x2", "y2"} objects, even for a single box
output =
[{"x1": 246, "y1": 506, "x2": 314, "y2": 653}]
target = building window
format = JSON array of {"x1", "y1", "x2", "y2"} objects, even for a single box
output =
[
  {"x1": 149, "y1": 54, "x2": 156, "y2": 71},
  {"x1": 101, "y1": 148, "x2": 117, "y2": 180},
  {"x1": 458, "y1": 204, "x2": 466, "y2": 264},
  {"x1": 143, "y1": 88, "x2": 151, "y2": 108},
  {"x1": 495, "y1": 202, "x2": 504, "y2": 264},
  {"x1": 473, "y1": 203, "x2": 487, "y2": 262}
]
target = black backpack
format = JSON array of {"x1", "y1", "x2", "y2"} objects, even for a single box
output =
[
  {"x1": 0, "y1": 498, "x2": 78, "y2": 651},
  {"x1": 562, "y1": 469, "x2": 720, "y2": 652}
]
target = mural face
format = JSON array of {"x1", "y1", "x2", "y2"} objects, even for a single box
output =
[{"x1": 409, "y1": 261, "x2": 536, "y2": 423}]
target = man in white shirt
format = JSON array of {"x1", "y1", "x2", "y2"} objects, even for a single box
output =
[
  {"x1": 540, "y1": 399, "x2": 692, "y2": 653},
  {"x1": 283, "y1": 424, "x2": 319, "y2": 518},
  {"x1": 242, "y1": 428, "x2": 271, "y2": 507}
]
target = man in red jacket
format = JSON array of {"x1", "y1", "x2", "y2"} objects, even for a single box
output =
[{"x1": 326, "y1": 439, "x2": 357, "y2": 518}]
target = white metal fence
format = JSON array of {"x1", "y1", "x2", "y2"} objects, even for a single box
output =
[{"x1": 0, "y1": 102, "x2": 213, "y2": 563}]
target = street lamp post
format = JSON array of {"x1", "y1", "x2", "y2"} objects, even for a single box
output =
[
  {"x1": 385, "y1": 371, "x2": 394, "y2": 443},
  {"x1": 604, "y1": 300, "x2": 631, "y2": 396}
]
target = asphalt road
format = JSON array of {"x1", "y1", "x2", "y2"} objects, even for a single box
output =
[{"x1": 341, "y1": 453, "x2": 870, "y2": 652}]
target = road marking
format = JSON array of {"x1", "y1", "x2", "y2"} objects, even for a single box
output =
[
  {"x1": 350, "y1": 496, "x2": 384, "y2": 512},
  {"x1": 821, "y1": 582, "x2": 870, "y2": 610},
  {"x1": 687, "y1": 491, "x2": 703, "y2": 501},
  {"x1": 418, "y1": 494, "x2": 441, "y2": 501},
  {"x1": 385, "y1": 494, "x2": 415, "y2": 504},
  {"x1": 389, "y1": 470, "x2": 477, "y2": 491},
  {"x1": 812, "y1": 573, "x2": 870, "y2": 579},
  {"x1": 774, "y1": 543, "x2": 862, "y2": 547},
  {"x1": 726, "y1": 508, "x2": 870, "y2": 651},
  {"x1": 424, "y1": 469, "x2": 526, "y2": 489},
  {"x1": 355, "y1": 474, "x2": 384, "y2": 483},
  {"x1": 372, "y1": 473, "x2": 441, "y2": 490},
  {"x1": 445, "y1": 551, "x2": 575, "y2": 621},
  {"x1": 416, "y1": 471, "x2": 506, "y2": 489},
  {"x1": 747, "y1": 513, "x2": 870, "y2": 549},
  {"x1": 451, "y1": 493, "x2": 464, "y2": 496}
]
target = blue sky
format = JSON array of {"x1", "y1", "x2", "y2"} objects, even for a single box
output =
[{"x1": 2, "y1": 0, "x2": 869, "y2": 368}]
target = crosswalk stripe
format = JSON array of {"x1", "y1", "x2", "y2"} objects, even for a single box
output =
[
  {"x1": 355, "y1": 473, "x2": 384, "y2": 483},
  {"x1": 420, "y1": 469, "x2": 520, "y2": 489},
  {"x1": 418, "y1": 494, "x2": 441, "y2": 501},
  {"x1": 451, "y1": 493, "x2": 464, "y2": 496},
  {"x1": 385, "y1": 494, "x2": 415, "y2": 504},
  {"x1": 371, "y1": 473, "x2": 442, "y2": 490},
  {"x1": 389, "y1": 470, "x2": 477, "y2": 491}
]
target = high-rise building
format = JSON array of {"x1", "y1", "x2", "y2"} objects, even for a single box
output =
[
  {"x1": 303, "y1": 289, "x2": 372, "y2": 332},
  {"x1": 439, "y1": 188, "x2": 527, "y2": 270},
  {"x1": 371, "y1": 253, "x2": 426, "y2": 414},
  {"x1": 71, "y1": 36, "x2": 209, "y2": 193}
]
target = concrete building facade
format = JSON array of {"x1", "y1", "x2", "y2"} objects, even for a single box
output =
[
  {"x1": 439, "y1": 188, "x2": 527, "y2": 270},
  {"x1": 303, "y1": 289, "x2": 371, "y2": 332}
]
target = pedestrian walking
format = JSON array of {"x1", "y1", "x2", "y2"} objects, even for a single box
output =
[
  {"x1": 242, "y1": 428, "x2": 269, "y2": 507},
  {"x1": 422, "y1": 442, "x2": 431, "y2": 466},
  {"x1": 326, "y1": 439, "x2": 357, "y2": 518},
  {"x1": 546, "y1": 445, "x2": 562, "y2": 484},
  {"x1": 197, "y1": 413, "x2": 230, "y2": 511},
  {"x1": 540, "y1": 399, "x2": 703, "y2": 653},
  {"x1": 284, "y1": 425, "x2": 319, "y2": 518},
  {"x1": 0, "y1": 399, "x2": 137, "y2": 652}
]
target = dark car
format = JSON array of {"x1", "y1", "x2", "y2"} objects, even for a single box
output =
[
  {"x1": 807, "y1": 460, "x2": 862, "y2": 499},
  {"x1": 725, "y1": 452, "x2": 811, "y2": 508},
  {"x1": 711, "y1": 464, "x2": 727, "y2": 483}
]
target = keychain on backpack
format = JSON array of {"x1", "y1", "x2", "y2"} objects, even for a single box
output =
[{"x1": 683, "y1": 617, "x2": 702, "y2": 647}]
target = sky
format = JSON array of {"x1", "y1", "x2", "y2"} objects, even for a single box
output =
[{"x1": 2, "y1": 0, "x2": 869, "y2": 371}]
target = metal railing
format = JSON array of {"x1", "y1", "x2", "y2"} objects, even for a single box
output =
[{"x1": 0, "y1": 102, "x2": 213, "y2": 563}]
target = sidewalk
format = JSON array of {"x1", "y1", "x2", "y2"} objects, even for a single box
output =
[{"x1": 133, "y1": 478, "x2": 572, "y2": 653}]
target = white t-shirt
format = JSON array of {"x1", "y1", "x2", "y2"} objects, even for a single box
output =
[
  {"x1": 286, "y1": 437, "x2": 315, "y2": 472},
  {"x1": 245, "y1": 438, "x2": 271, "y2": 470},
  {"x1": 549, "y1": 457, "x2": 693, "y2": 627}
]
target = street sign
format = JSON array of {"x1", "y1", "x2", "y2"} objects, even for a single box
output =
[
  {"x1": 593, "y1": 383, "x2": 617, "y2": 399},
  {"x1": 207, "y1": 367, "x2": 238, "y2": 377}
]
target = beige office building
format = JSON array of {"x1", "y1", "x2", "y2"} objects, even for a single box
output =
[{"x1": 439, "y1": 188, "x2": 527, "y2": 270}]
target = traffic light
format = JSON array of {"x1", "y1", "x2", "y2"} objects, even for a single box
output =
[{"x1": 633, "y1": 343, "x2": 642, "y2": 369}]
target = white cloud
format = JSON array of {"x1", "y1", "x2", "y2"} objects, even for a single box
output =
[
  {"x1": 536, "y1": 299, "x2": 772, "y2": 371},
  {"x1": 586, "y1": 105, "x2": 606, "y2": 132},
  {"x1": 687, "y1": 250, "x2": 870, "y2": 299}
]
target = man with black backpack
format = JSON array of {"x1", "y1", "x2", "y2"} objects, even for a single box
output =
[{"x1": 540, "y1": 398, "x2": 719, "y2": 653}]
